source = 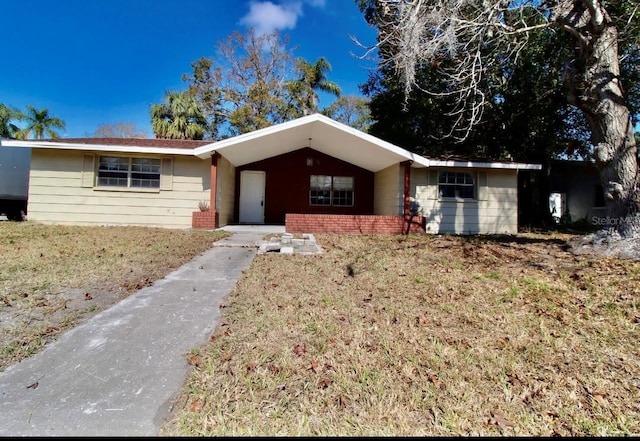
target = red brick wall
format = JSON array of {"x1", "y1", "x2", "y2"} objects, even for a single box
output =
[
  {"x1": 286, "y1": 214, "x2": 425, "y2": 234},
  {"x1": 192, "y1": 211, "x2": 217, "y2": 230}
]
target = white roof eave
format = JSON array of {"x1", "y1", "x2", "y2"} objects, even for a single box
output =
[
  {"x1": 0, "y1": 139, "x2": 204, "y2": 156},
  {"x1": 427, "y1": 159, "x2": 542, "y2": 170}
]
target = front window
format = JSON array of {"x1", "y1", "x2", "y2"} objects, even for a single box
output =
[
  {"x1": 438, "y1": 172, "x2": 475, "y2": 199},
  {"x1": 310, "y1": 175, "x2": 354, "y2": 206},
  {"x1": 98, "y1": 156, "x2": 161, "y2": 188}
]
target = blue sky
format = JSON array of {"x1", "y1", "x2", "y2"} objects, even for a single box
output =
[{"x1": 1, "y1": 0, "x2": 378, "y2": 138}]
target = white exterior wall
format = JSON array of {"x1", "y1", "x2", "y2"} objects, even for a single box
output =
[
  {"x1": 216, "y1": 155, "x2": 236, "y2": 227},
  {"x1": 373, "y1": 164, "x2": 403, "y2": 215},
  {"x1": 27, "y1": 149, "x2": 211, "y2": 228},
  {"x1": 411, "y1": 168, "x2": 518, "y2": 234}
]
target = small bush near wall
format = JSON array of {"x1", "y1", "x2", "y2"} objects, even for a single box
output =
[{"x1": 286, "y1": 214, "x2": 425, "y2": 234}]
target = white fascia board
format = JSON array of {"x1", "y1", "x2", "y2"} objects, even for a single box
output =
[
  {"x1": 427, "y1": 159, "x2": 542, "y2": 170},
  {"x1": 0, "y1": 140, "x2": 31, "y2": 148},
  {"x1": 0, "y1": 139, "x2": 202, "y2": 156}
]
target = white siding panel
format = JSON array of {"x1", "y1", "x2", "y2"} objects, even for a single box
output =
[
  {"x1": 410, "y1": 169, "x2": 430, "y2": 215},
  {"x1": 374, "y1": 164, "x2": 403, "y2": 215},
  {"x1": 81, "y1": 154, "x2": 95, "y2": 187},
  {"x1": 160, "y1": 158, "x2": 173, "y2": 190},
  {"x1": 26, "y1": 202, "x2": 191, "y2": 216},
  {"x1": 30, "y1": 176, "x2": 84, "y2": 187},
  {"x1": 411, "y1": 168, "x2": 519, "y2": 234},
  {"x1": 477, "y1": 171, "x2": 488, "y2": 201},
  {"x1": 27, "y1": 193, "x2": 200, "y2": 210},
  {"x1": 26, "y1": 211, "x2": 193, "y2": 228},
  {"x1": 28, "y1": 149, "x2": 211, "y2": 228}
]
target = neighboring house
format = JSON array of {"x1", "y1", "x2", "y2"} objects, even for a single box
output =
[
  {"x1": 547, "y1": 159, "x2": 607, "y2": 224},
  {"x1": 0, "y1": 114, "x2": 541, "y2": 234}
]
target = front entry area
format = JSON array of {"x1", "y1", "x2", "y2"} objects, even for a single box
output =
[{"x1": 239, "y1": 170, "x2": 265, "y2": 224}]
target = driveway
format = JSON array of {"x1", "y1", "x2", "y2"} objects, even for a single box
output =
[{"x1": 0, "y1": 227, "x2": 280, "y2": 436}]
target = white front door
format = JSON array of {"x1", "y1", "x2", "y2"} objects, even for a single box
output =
[{"x1": 239, "y1": 170, "x2": 266, "y2": 224}]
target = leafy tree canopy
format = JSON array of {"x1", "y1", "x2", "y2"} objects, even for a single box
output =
[
  {"x1": 360, "y1": 26, "x2": 593, "y2": 163},
  {"x1": 322, "y1": 95, "x2": 372, "y2": 132},
  {"x1": 150, "y1": 90, "x2": 207, "y2": 140},
  {"x1": 286, "y1": 57, "x2": 342, "y2": 117},
  {"x1": 14, "y1": 105, "x2": 66, "y2": 140},
  {"x1": 0, "y1": 104, "x2": 22, "y2": 139},
  {"x1": 357, "y1": 0, "x2": 638, "y2": 158},
  {"x1": 175, "y1": 29, "x2": 349, "y2": 139}
]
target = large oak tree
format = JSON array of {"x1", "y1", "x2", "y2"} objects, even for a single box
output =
[{"x1": 358, "y1": 0, "x2": 639, "y2": 238}]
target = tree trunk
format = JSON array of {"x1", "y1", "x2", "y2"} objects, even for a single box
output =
[{"x1": 557, "y1": 0, "x2": 639, "y2": 238}]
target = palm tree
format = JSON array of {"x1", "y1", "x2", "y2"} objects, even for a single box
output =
[
  {"x1": 0, "y1": 104, "x2": 22, "y2": 138},
  {"x1": 150, "y1": 90, "x2": 207, "y2": 140},
  {"x1": 16, "y1": 105, "x2": 66, "y2": 139},
  {"x1": 287, "y1": 57, "x2": 342, "y2": 116}
]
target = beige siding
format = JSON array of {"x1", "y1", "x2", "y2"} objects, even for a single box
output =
[
  {"x1": 216, "y1": 155, "x2": 236, "y2": 227},
  {"x1": 28, "y1": 149, "x2": 211, "y2": 228},
  {"x1": 374, "y1": 164, "x2": 403, "y2": 215},
  {"x1": 411, "y1": 168, "x2": 518, "y2": 234}
]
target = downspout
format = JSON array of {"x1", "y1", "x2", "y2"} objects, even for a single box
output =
[{"x1": 210, "y1": 152, "x2": 220, "y2": 228}]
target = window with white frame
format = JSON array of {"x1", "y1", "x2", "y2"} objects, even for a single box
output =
[
  {"x1": 98, "y1": 156, "x2": 161, "y2": 188},
  {"x1": 310, "y1": 175, "x2": 354, "y2": 206},
  {"x1": 438, "y1": 171, "x2": 475, "y2": 199}
]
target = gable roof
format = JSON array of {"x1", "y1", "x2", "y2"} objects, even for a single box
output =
[
  {"x1": 195, "y1": 113, "x2": 429, "y2": 171},
  {"x1": 0, "y1": 114, "x2": 541, "y2": 171}
]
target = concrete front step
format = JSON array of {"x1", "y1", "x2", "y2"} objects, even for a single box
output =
[{"x1": 257, "y1": 233, "x2": 323, "y2": 255}]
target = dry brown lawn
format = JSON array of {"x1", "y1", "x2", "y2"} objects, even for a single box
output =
[
  {"x1": 161, "y1": 232, "x2": 640, "y2": 436},
  {"x1": 0, "y1": 221, "x2": 229, "y2": 370},
  {"x1": 1, "y1": 222, "x2": 639, "y2": 436}
]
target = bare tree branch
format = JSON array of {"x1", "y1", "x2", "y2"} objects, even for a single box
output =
[{"x1": 374, "y1": 0, "x2": 548, "y2": 140}]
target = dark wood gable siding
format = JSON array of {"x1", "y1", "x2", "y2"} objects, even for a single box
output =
[{"x1": 235, "y1": 147, "x2": 374, "y2": 224}]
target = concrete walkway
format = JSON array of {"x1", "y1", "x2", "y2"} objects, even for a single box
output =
[{"x1": 0, "y1": 227, "x2": 281, "y2": 436}]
